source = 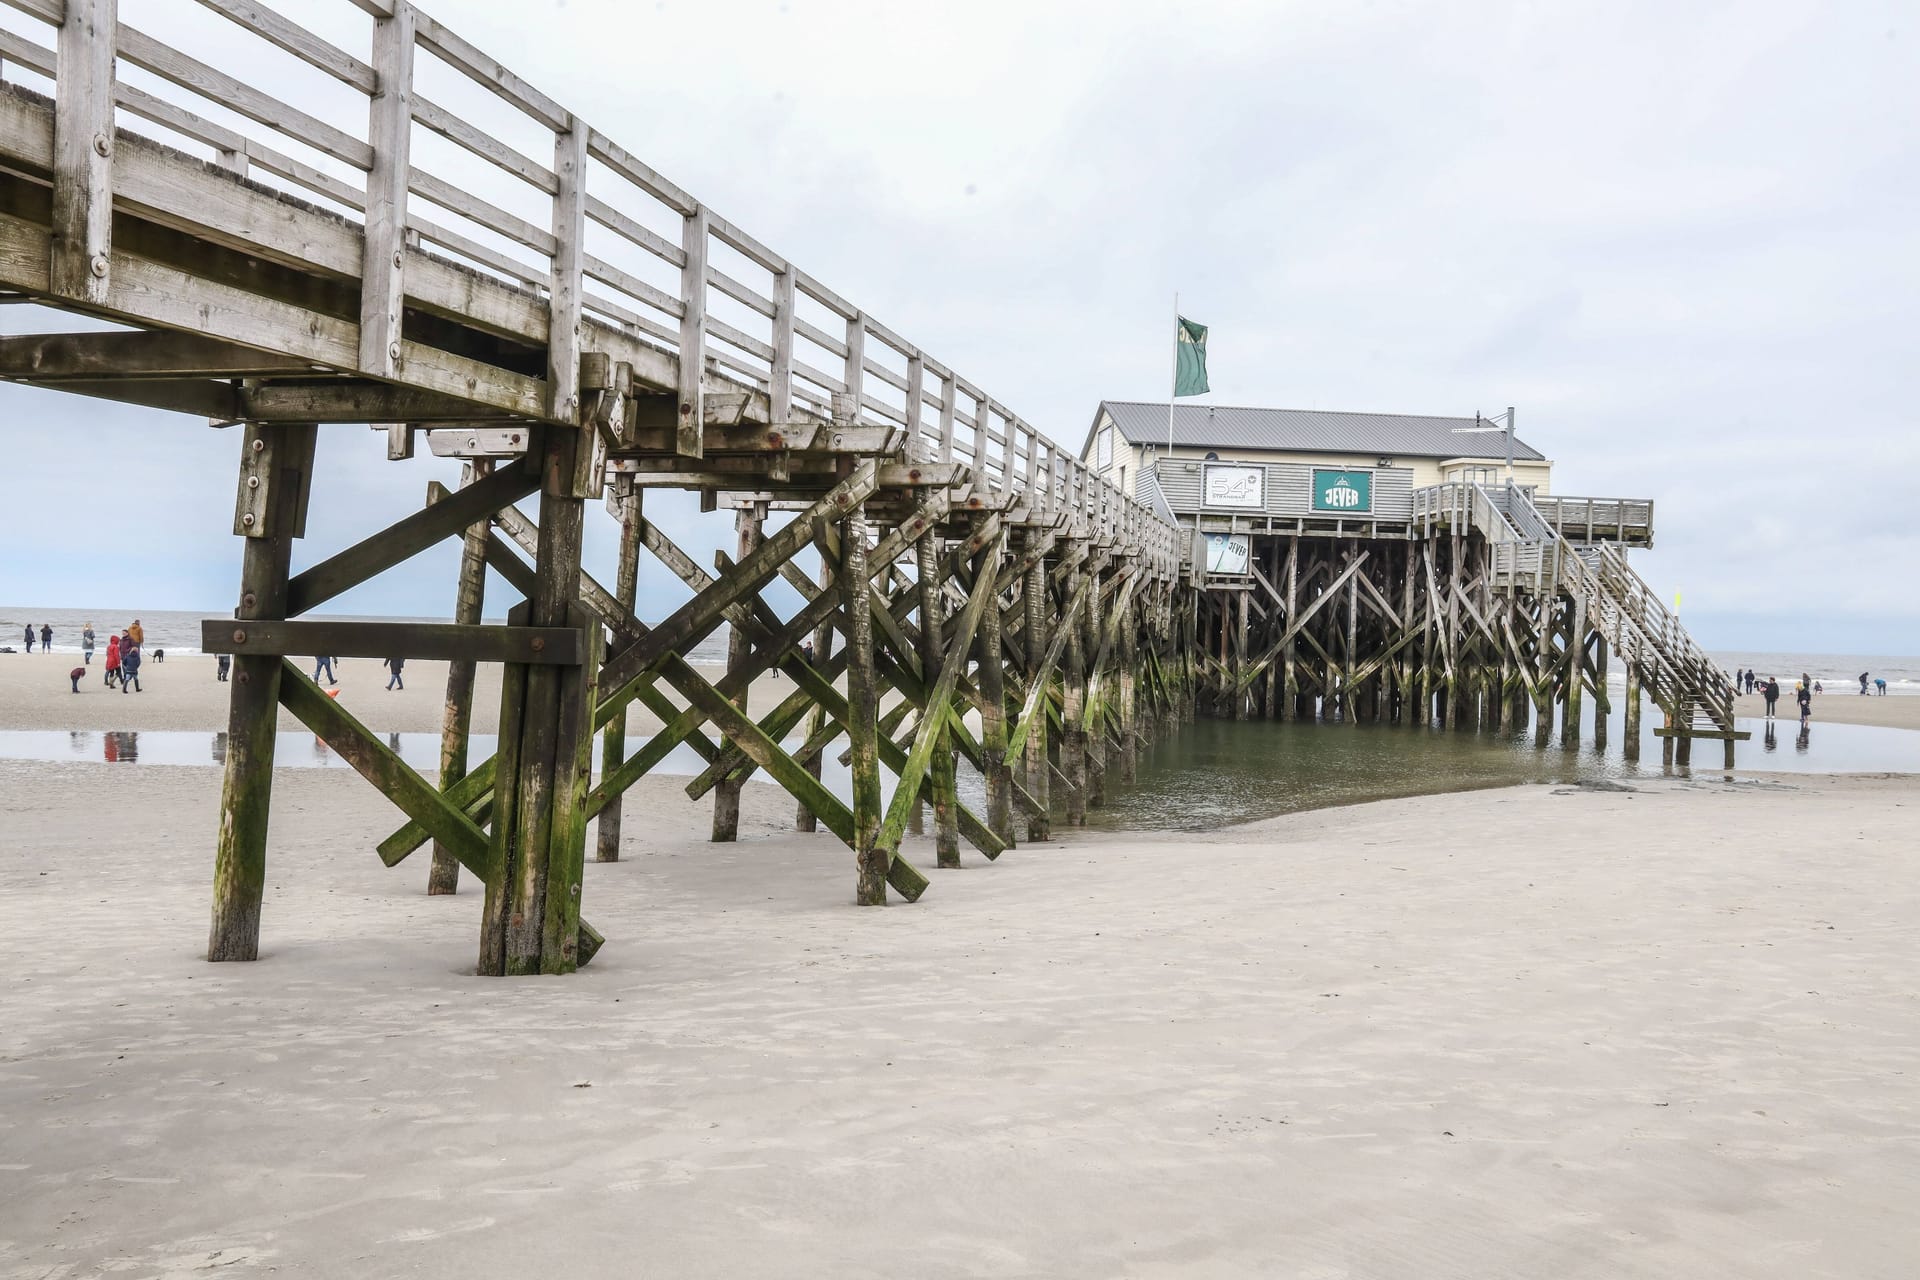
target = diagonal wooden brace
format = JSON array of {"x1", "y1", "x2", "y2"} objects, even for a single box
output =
[{"x1": 277, "y1": 659, "x2": 603, "y2": 965}]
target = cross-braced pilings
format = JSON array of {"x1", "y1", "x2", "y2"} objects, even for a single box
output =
[{"x1": 1186, "y1": 483, "x2": 1741, "y2": 768}]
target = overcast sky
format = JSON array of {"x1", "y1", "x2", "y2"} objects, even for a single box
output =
[{"x1": 2, "y1": 0, "x2": 1915, "y2": 654}]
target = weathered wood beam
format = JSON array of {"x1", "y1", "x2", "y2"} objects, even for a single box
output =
[
  {"x1": 285, "y1": 459, "x2": 536, "y2": 616},
  {"x1": 237, "y1": 381, "x2": 537, "y2": 425},
  {"x1": 0, "y1": 330, "x2": 311, "y2": 379},
  {"x1": 201, "y1": 618, "x2": 581, "y2": 665}
]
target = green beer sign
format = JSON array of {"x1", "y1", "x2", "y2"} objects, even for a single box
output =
[{"x1": 1312, "y1": 468, "x2": 1373, "y2": 513}]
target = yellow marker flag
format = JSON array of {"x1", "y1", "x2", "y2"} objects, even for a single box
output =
[{"x1": 1674, "y1": 590, "x2": 1682, "y2": 612}]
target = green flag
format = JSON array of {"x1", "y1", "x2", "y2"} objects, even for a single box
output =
[{"x1": 1174, "y1": 315, "x2": 1209, "y2": 397}]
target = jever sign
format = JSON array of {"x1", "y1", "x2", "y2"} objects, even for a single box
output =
[{"x1": 1311, "y1": 468, "x2": 1373, "y2": 513}]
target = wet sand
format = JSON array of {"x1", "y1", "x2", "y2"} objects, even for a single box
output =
[
  {"x1": 2, "y1": 761, "x2": 1917, "y2": 1277},
  {"x1": 1731, "y1": 687, "x2": 1920, "y2": 731}
]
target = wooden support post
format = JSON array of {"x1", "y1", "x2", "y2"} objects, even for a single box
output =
[
  {"x1": 51, "y1": 0, "x2": 117, "y2": 306},
  {"x1": 1024, "y1": 556, "x2": 1052, "y2": 840},
  {"x1": 917, "y1": 533, "x2": 961, "y2": 867},
  {"x1": 796, "y1": 547, "x2": 834, "y2": 833},
  {"x1": 1118, "y1": 590, "x2": 1139, "y2": 784},
  {"x1": 1062, "y1": 567, "x2": 1089, "y2": 828},
  {"x1": 1563, "y1": 594, "x2": 1587, "y2": 749},
  {"x1": 430, "y1": 459, "x2": 492, "y2": 894},
  {"x1": 1344, "y1": 553, "x2": 1361, "y2": 723},
  {"x1": 479, "y1": 428, "x2": 590, "y2": 975},
  {"x1": 1533, "y1": 597, "x2": 1555, "y2": 746},
  {"x1": 845, "y1": 509, "x2": 886, "y2": 904},
  {"x1": 1084, "y1": 565, "x2": 1107, "y2": 808},
  {"x1": 595, "y1": 485, "x2": 641, "y2": 861},
  {"x1": 710, "y1": 503, "x2": 764, "y2": 841},
  {"x1": 1591, "y1": 634, "x2": 1610, "y2": 752},
  {"x1": 1281, "y1": 538, "x2": 1299, "y2": 721},
  {"x1": 1623, "y1": 661, "x2": 1642, "y2": 762},
  {"x1": 1232, "y1": 589, "x2": 1250, "y2": 721},
  {"x1": 207, "y1": 422, "x2": 315, "y2": 962},
  {"x1": 973, "y1": 514, "x2": 1014, "y2": 844}
]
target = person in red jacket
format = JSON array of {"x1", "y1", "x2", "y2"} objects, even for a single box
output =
[{"x1": 103, "y1": 633, "x2": 122, "y2": 688}]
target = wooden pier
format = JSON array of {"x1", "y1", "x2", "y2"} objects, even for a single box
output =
[
  {"x1": 0, "y1": 0, "x2": 1735, "y2": 976},
  {"x1": 0, "y1": 0, "x2": 1193, "y2": 973}
]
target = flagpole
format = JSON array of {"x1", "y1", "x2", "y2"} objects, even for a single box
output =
[{"x1": 1165, "y1": 291, "x2": 1179, "y2": 462}]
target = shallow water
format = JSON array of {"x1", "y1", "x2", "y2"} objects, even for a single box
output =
[
  {"x1": 4, "y1": 690, "x2": 1916, "y2": 835},
  {"x1": 1078, "y1": 711, "x2": 1918, "y2": 832}
]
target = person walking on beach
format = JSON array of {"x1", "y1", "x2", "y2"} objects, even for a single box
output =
[
  {"x1": 1762, "y1": 677, "x2": 1780, "y2": 719},
  {"x1": 1859, "y1": 671, "x2": 1870, "y2": 695},
  {"x1": 82, "y1": 623, "x2": 95, "y2": 665},
  {"x1": 120, "y1": 637, "x2": 143, "y2": 693},
  {"x1": 383, "y1": 656, "x2": 405, "y2": 690},
  {"x1": 69, "y1": 665, "x2": 85, "y2": 693},
  {"x1": 216, "y1": 653, "x2": 231, "y2": 682},
  {"x1": 313, "y1": 654, "x2": 336, "y2": 685},
  {"x1": 1875, "y1": 677, "x2": 1888, "y2": 696},
  {"x1": 128, "y1": 619, "x2": 144, "y2": 648},
  {"x1": 24, "y1": 624, "x2": 34, "y2": 653},
  {"x1": 39, "y1": 623, "x2": 52, "y2": 652},
  {"x1": 1797, "y1": 680, "x2": 1812, "y2": 728},
  {"x1": 103, "y1": 632, "x2": 121, "y2": 687}
]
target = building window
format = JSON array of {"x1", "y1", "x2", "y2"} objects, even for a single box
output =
[{"x1": 1096, "y1": 426, "x2": 1113, "y2": 470}]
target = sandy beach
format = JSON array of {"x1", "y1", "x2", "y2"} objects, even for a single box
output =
[{"x1": 2, "y1": 757, "x2": 1917, "y2": 1278}]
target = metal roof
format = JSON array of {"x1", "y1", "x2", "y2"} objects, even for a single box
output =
[{"x1": 1087, "y1": 400, "x2": 1547, "y2": 462}]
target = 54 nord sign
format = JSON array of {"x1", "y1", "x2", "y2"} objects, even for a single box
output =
[{"x1": 1312, "y1": 469, "x2": 1373, "y2": 513}]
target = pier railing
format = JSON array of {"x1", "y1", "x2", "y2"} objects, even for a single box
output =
[
  {"x1": 1533, "y1": 495, "x2": 1655, "y2": 547},
  {"x1": 0, "y1": 0, "x2": 1179, "y2": 573}
]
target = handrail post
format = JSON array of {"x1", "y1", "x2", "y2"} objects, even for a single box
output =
[
  {"x1": 843, "y1": 312, "x2": 866, "y2": 425},
  {"x1": 51, "y1": 0, "x2": 118, "y2": 305},
  {"x1": 547, "y1": 116, "x2": 586, "y2": 428},
  {"x1": 676, "y1": 206, "x2": 708, "y2": 457},
  {"x1": 903, "y1": 352, "x2": 924, "y2": 459},
  {"x1": 769, "y1": 267, "x2": 794, "y2": 423},
  {"x1": 937, "y1": 372, "x2": 956, "y2": 463}
]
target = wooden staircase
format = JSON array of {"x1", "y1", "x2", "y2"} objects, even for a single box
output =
[{"x1": 1475, "y1": 483, "x2": 1739, "y2": 746}]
